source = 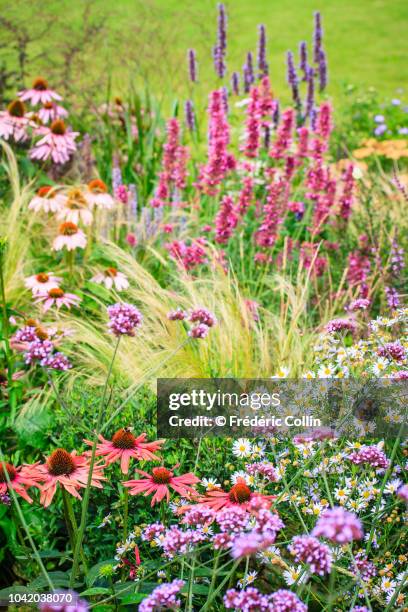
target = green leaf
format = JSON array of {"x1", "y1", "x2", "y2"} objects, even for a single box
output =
[
  {"x1": 86, "y1": 559, "x2": 117, "y2": 587},
  {"x1": 80, "y1": 587, "x2": 110, "y2": 597}
]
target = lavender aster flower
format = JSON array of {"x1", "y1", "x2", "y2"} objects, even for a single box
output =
[
  {"x1": 289, "y1": 535, "x2": 332, "y2": 575},
  {"x1": 312, "y1": 507, "x2": 363, "y2": 543},
  {"x1": 187, "y1": 48, "x2": 198, "y2": 83},
  {"x1": 139, "y1": 579, "x2": 185, "y2": 612},
  {"x1": 107, "y1": 302, "x2": 143, "y2": 337},
  {"x1": 397, "y1": 484, "x2": 408, "y2": 503},
  {"x1": 231, "y1": 71, "x2": 240, "y2": 96},
  {"x1": 313, "y1": 11, "x2": 323, "y2": 64},
  {"x1": 185, "y1": 99, "x2": 195, "y2": 131},
  {"x1": 257, "y1": 24, "x2": 268, "y2": 76}
]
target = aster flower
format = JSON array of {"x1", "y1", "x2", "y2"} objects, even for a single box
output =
[
  {"x1": 57, "y1": 188, "x2": 93, "y2": 226},
  {"x1": 37, "y1": 448, "x2": 106, "y2": 507},
  {"x1": 84, "y1": 179, "x2": 115, "y2": 210},
  {"x1": 197, "y1": 478, "x2": 274, "y2": 512},
  {"x1": 312, "y1": 506, "x2": 363, "y2": 543},
  {"x1": 91, "y1": 268, "x2": 129, "y2": 291},
  {"x1": 38, "y1": 101, "x2": 68, "y2": 124},
  {"x1": 34, "y1": 288, "x2": 81, "y2": 312},
  {"x1": 19, "y1": 77, "x2": 62, "y2": 105},
  {"x1": 289, "y1": 535, "x2": 332, "y2": 575},
  {"x1": 0, "y1": 100, "x2": 31, "y2": 142},
  {"x1": 139, "y1": 579, "x2": 184, "y2": 612},
  {"x1": 107, "y1": 302, "x2": 143, "y2": 336},
  {"x1": 30, "y1": 119, "x2": 79, "y2": 165},
  {"x1": 0, "y1": 461, "x2": 43, "y2": 503},
  {"x1": 25, "y1": 272, "x2": 62, "y2": 296},
  {"x1": 52, "y1": 222, "x2": 87, "y2": 251},
  {"x1": 122, "y1": 466, "x2": 199, "y2": 507},
  {"x1": 84, "y1": 428, "x2": 165, "y2": 474},
  {"x1": 28, "y1": 186, "x2": 67, "y2": 213}
]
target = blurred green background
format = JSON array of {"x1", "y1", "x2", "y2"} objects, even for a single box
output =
[{"x1": 0, "y1": 0, "x2": 407, "y2": 110}]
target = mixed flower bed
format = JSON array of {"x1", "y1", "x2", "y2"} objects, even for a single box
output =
[{"x1": 0, "y1": 4, "x2": 407, "y2": 611}]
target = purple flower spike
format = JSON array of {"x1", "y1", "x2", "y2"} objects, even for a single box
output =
[
  {"x1": 243, "y1": 51, "x2": 255, "y2": 93},
  {"x1": 305, "y1": 66, "x2": 315, "y2": 119},
  {"x1": 187, "y1": 49, "x2": 197, "y2": 83},
  {"x1": 185, "y1": 99, "x2": 195, "y2": 131},
  {"x1": 313, "y1": 11, "x2": 323, "y2": 63},
  {"x1": 286, "y1": 51, "x2": 301, "y2": 109},
  {"x1": 213, "y1": 3, "x2": 227, "y2": 78},
  {"x1": 231, "y1": 71, "x2": 240, "y2": 95},
  {"x1": 257, "y1": 24, "x2": 268, "y2": 76},
  {"x1": 299, "y1": 41, "x2": 308, "y2": 80},
  {"x1": 318, "y1": 48, "x2": 328, "y2": 91}
]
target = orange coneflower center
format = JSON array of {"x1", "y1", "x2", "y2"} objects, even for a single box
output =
[
  {"x1": 43, "y1": 102, "x2": 54, "y2": 109},
  {"x1": 36, "y1": 273, "x2": 49, "y2": 283},
  {"x1": 112, "y1": 428, "x2": 136, "y2": 449},
  {"x1": 7, "y1": 99, "x2": 26, "y2": 118},
  {"x1": 228, "y1": 482, "x2": 252, "y2": 504},
  {"x1": 33, "y1": 77, "x2": 49, "y2": 91},
  {"x1": 26, "y1": 318, "x2": 38, "y2": 327},
  {"x1": 152, "y1": 467, "x2": 172, "y2": 484},
  {"x1": 47, "y1": 448, "x2": 76, "y2": 476},
  {"x1": 66, "y1": 188, "x2": 87, "y2": 210},
  {"x1": 51, "y1": 119, "x2": 66, "y2": 135},
  {"x1": 88, "y1": 179, "x2": 108, "y2": 194},
  {"x1": 37, "y1": 185, "x2": 53, "y2": 198},
  {"x1": 48, "y1": 287, "x2": 64, "y2": 298},
  {"x1": 59, "y1": 222, "x2": 78, "y2": 236},
  {"x1": 105, "y1": 267, "x2": 118, "y2": 277},
  {"x1": 0, "y1": 463, "x2": 17, "y2": 483}
]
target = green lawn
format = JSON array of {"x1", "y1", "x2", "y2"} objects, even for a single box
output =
[{"x1": 1, "y1": 0, "x2": 407, "y2": 109}]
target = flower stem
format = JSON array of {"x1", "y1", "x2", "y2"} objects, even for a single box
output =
[
  {"x1": 0, "y1": 242, "x2": 16, "y2": 421},
  {"x1": 123, "y1": 487, "x2": 129, "y2": 541},
  {"x1": 70, "y1": 337, "x2": 121, "y2": 587}
]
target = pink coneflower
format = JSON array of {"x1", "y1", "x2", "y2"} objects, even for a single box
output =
[
  {"x1": 289, "y1": 535, "x2": 332, "y2": 575},
  {"x1": 24, "y1": 272, "x2": 61, "y2": 296},
  {"x1": 123, "y1": 466, "x2": 199, "y2": 507},
  {"x1": 197, "y1": 478, "x2": 274, "y2": 512},
  {"x1": 107, "y1": 302, "x2": 143, "y2": 336},
  {"x1": 57, "y1": 188, "x2": 93, "y2": 226},
  {"x1": 38, "y1": 101, "x2": 68, "y2": 124},
  {"x1": 52, "y1": 222, "x2": 87, "y2": 251},
  {"x1": 30, "y1": 119, "x2": 78, "y2": 165},
  {"x1": 35, "y1": 288, "x2": 81, "y2": 312},
  {"x1": 28, "y1": 186, "x2": 67, "y2": 214},
  {"x1": 312, "y1": 506, "x2": 363, "y2": 543},
  {"x1": 0, "y1": 100, "x2": 31, "y2": 142},
  {"x1": 19, "y1": 77, "x2": 62, "y2": 105},
  {"x1": 84, "y1": 179, "x2": 115, "y2": 210},
  {"x1": 91, "y1": 268, "x2": 129, "y2": 291},
  {"x1": 84, "y1": 428, "x2": 165, "y2": 474},
  {"x1": 37, "y1": 448, "x2": 105, "y2": 507},
  {"x1": 0, "y1": 461, "x2": 43, "y2": 503}
]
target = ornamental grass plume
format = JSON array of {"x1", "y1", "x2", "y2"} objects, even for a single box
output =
[
  {"x1": 84, "y1": 429, "x2": 164, "y2": 473},
  {"x1": 122, "y1": 466, "x2": 199, "y2": 506}
]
